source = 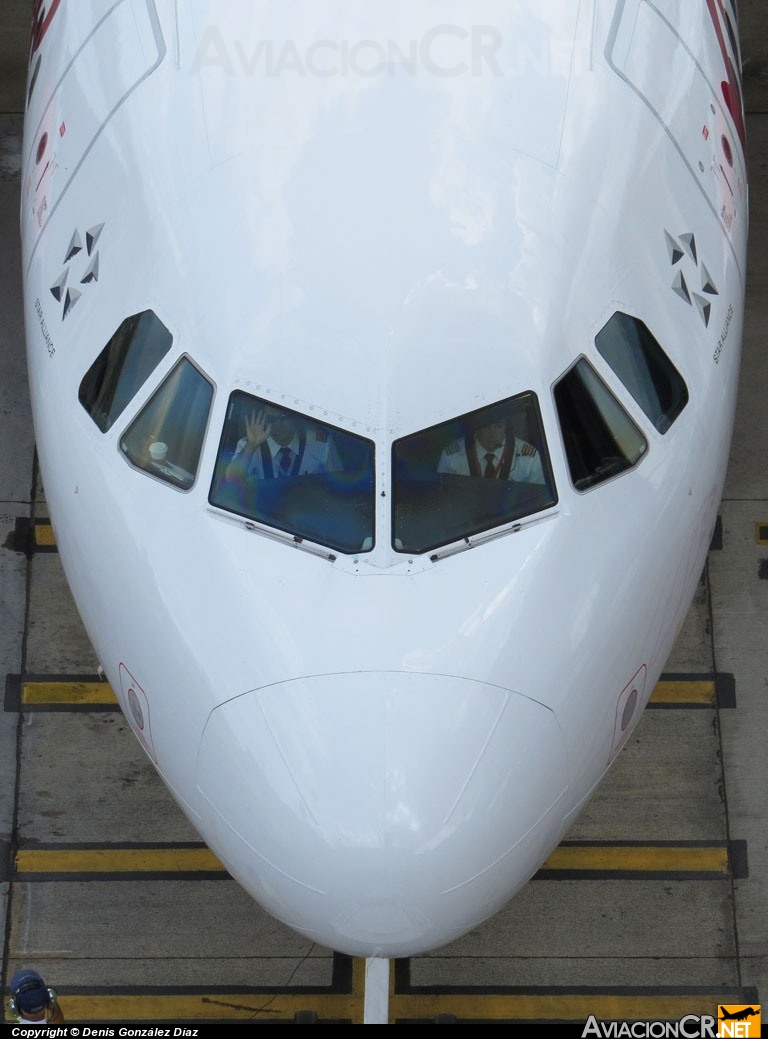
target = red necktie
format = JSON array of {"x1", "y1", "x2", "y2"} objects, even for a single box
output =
[
  {"x1": 483, "y1": 452, "x2": 496, "y2": 478},
  {"x1": 277, "y1": 447, "x2": 292, "y2": 475}
]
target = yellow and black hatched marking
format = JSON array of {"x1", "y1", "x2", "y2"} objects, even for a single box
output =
[
  {"x1": 1, "y1": 958, "x2": 760, "y2": 1024},
  {"x1": 3, "y1": 673, "x2": 751, "y2": 1024},
  {"x1": 5, "y1": 672, "x2": 119, "y2": 711},
  {"x1": 390, "y1": 969, "x2": 760, "y2": 1027},
  {"x1": 9, "y1": 836, "x2": 748, "y2": 885},
  {"x1": 649, "y1": 673, "x2": 737, "y2": 709},
  {"x1": 4, "y1": 672, "x2": 738, "y2": 712},
  {"x1": 11, "y1": 516, "x2": 58, "y2": 554}
]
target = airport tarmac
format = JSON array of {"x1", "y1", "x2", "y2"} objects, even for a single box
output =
[{"x1": 1, "y1": 3, "x2": 767, "y2": 1027}]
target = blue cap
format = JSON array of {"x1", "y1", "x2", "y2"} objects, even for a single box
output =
[{"x1": 10, "y1": 969, "x2": 49, "y2": 1014}]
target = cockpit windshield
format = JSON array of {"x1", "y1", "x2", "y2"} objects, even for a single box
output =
[
  {"x1": 209, "y1": 392, "x2": 375, "y2": 554},
  {"x1": 392, "y1": 394, "x2": 557, "y2": 554}
]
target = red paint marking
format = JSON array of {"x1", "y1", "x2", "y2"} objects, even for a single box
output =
[
  {"x1": 721, "y1": 134, "x2": 733, "y2": 167},
  {"x1": 30, "y1": 0, "x2": 63, "y2": 57},
  {"x1": 705, "y1": 0, "x2": 746, "y2": 152},
  {"x1": 702, "y1": 125, "x2": 710, "y2": 140},
  {"x1": 35, "y1": 132, "x2": 48, "y2": 164},
  {"x1": 59, "y1": 121, "x2": 66, "y2": 137}
]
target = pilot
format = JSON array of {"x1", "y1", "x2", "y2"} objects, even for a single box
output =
[
  {"x1": 225, "y1": 407, "x2": 342, "y2": 481},
  {"x1": 438, "y1": 411, "x2": 546, "y2": 484}
]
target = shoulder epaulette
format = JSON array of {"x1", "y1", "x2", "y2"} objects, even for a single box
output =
[
  {"x1": 520, "y1": 441, "x2": 537, "y2": 456},
  {"x1": 312, "y1": 428, "x2": 329, "y2": 442},
  {"x1": 445, "y1": 440, "x2": 462, "y2": 455}
]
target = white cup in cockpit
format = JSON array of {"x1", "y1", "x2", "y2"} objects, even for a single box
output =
[{"x1": 149, "y1": 441, "x2": 168, "y2": 462}]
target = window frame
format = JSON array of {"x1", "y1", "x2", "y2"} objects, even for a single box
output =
[
  {"x1": 118, "y1": 353, "x2": 215, "y2": 492},
  {"x1": 552, "y1": 355, "x2": 648, "y2": 494},
  {"x1": 594, "y1": 311, "x2": 689, "y2": 435},
  {"x1": 208, "y1": 391, "x2": 377, "y2": 555},
  {"x1": 391, "y1": 392, "x2": 558, "y2": 555},
  {"x1": 78, "y1": 309, "x2": 174, "y2": 434}
]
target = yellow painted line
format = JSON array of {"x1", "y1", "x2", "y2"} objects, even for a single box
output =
[
  {"x1": 389, "y1": 993, "x2": 735, "y2": 1023},
  {"x1": 16, "y1": 847, "x2": 225, "y2": 873},
  {"x1": 540, "y1": 844, "x2": 728, "y2": 873},
  {"x1": 5, "y1": 990, "x2": 732, "y2": 1024},
  {"x1": 34, "y1": 522, "x2": 56, "y2": 547},
  {"x1": 15, "y1": 843, "x2": 728, "y2": 877},
  {"x1": 22, "y1": 679, "x2": 712, "y2": 707},
  {"x1": 22, "y1": 681, "x2": 117, "y2": 705},
  {"x1": 650, "y1": 680, "x2": 715, "y2": 704},
  {"x1": 7, "y1": 993, "x2": 365, "y2": 1024},
  {"x1": 27, "y1": 960, "x2": 371, "y2": 1024}
]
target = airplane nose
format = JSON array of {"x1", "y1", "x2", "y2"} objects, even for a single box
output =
[{"x1": 196, "y1": 672, "x2": 569, "y2": 957}]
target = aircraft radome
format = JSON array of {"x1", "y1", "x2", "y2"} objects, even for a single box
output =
[{"x1": 21, "y1": 0, "x2": 747, "y2": 994}]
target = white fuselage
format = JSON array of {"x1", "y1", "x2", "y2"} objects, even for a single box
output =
[{"x1": 21, "y1": 0, "x2": 747, "y2": 956}]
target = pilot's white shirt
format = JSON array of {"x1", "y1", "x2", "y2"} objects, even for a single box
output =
[
  {"x1": 438, "y1": 436, "x2": 546, "y2": 484},
  {"x1": 233, "y1": 432, "x2": 341, "y2": 478}
]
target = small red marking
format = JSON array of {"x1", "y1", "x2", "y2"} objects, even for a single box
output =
[
  {"x1": 702, "y1": 125, "x2": 710, "y2": 140},
  {"x1": 35, "y1": 132, "x2": 48, "y2": 164},
  {"x1": 59, "y1": 121, "x2": 66, "y2": 137},
  {"x1": 721, "y1": 134, "x2": 733, "y2": 166}
]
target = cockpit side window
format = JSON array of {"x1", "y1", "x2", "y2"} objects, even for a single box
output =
[
  {"x1": 120, "y1": 357, "x2": 213, "y2": 490},
  {"x1": 595, "y1": 312, "x2": 689, "y2": 433},
  {"x1": 392, "y1": 393, "x2": 557, "y2": 554},
  {"x1": 209, "y1": 392, "x2": 375, "y2": 555},
  {"x1": 79, "y1": 311, "x2": 173, "y2": 432},
  {"x1": 554, "y1": 358, "x2": 647, "y2": 491}
]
